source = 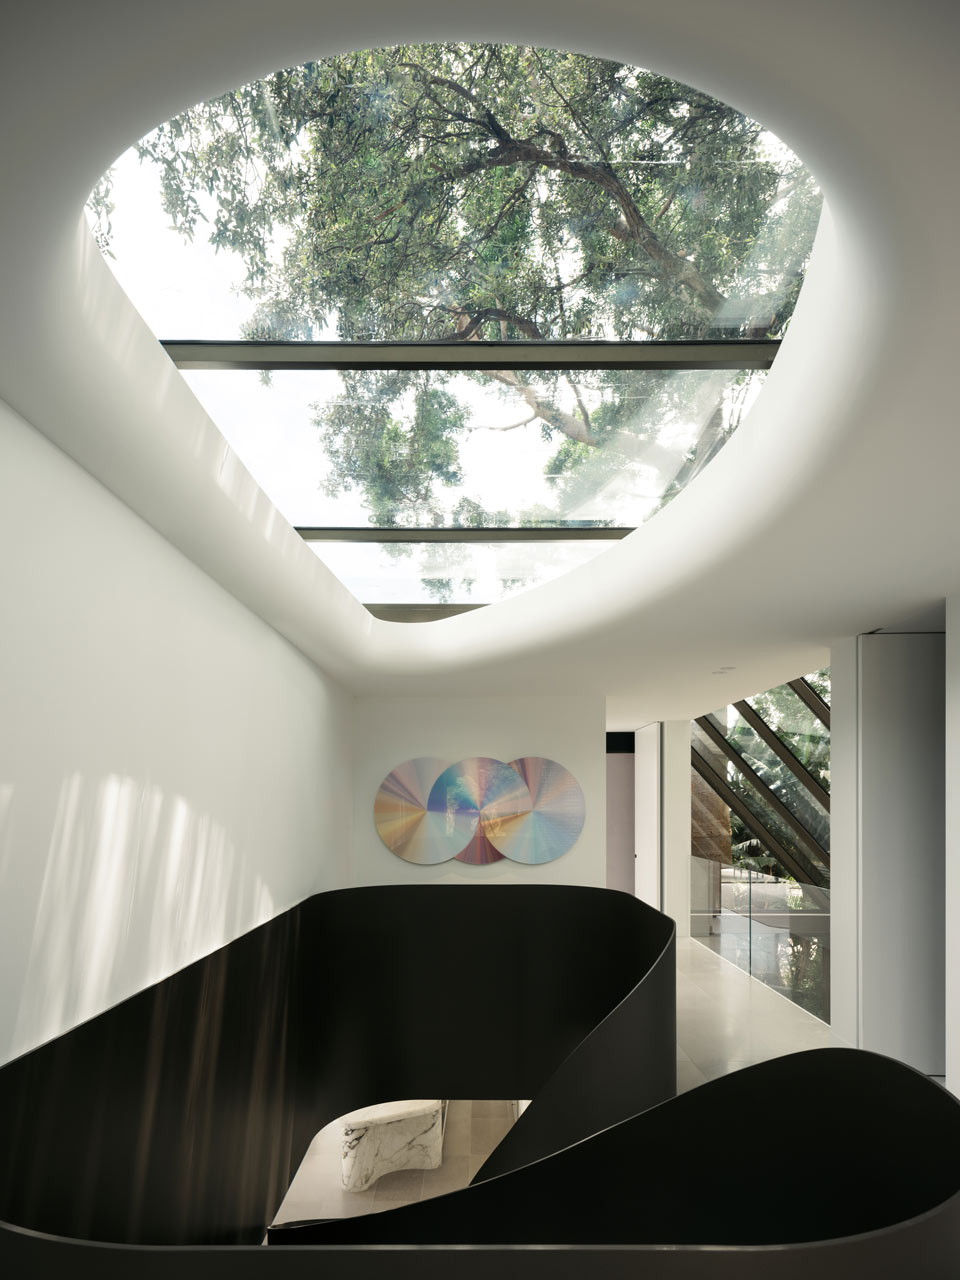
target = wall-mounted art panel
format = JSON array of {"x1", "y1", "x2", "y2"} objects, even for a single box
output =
[
  {"x1": 372, "y1": 757, "x2": 452, "y2": 865},
  {"x1": 375, "y1": 757, "x2": 585, "y2": 865}
]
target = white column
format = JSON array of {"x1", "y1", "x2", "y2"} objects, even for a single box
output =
[
  {"x1": 831, "y1": 632, "x2": 945, "y2": 1072},
  {"x1": 634, "y1": 723, "x2": 660, "y2": 905},
  {"x1": 660, "y1": 720, "x2": 692, "y2": 936},
  {"x1": 829, "y1": 637, "x2": 859, "y2": 1048}
]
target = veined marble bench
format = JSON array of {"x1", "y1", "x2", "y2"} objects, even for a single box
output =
[{"x1": 340, "y1": 1099, "x2": 445, "y2": 1192}]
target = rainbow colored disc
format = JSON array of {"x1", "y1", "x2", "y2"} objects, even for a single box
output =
[
  {"x1": 427, "y1": 757, "x2": 530, "y2": 865},
  {"x1": 486, "y1": 757, "x2": 586, "y2": 864},
  {"x1": 374, "y1": 757, "x2": 452, "y2": 864}
]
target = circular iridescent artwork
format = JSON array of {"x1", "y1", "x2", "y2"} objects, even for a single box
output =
[
  {"x1": 373, "y1": 757, "x2": 451, "y2": 864},
  {"x1": 428, "y1": 757, "x2": 531, "y2": 865},
  {"x1": 375, "y1": 756, "x2": 584, "y2": 865},
  {"x1": 490, "y1": 758, "x2": 586, "y2": 864}
]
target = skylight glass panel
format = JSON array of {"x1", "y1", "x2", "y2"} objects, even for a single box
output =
[
  {"x1": 309, "y1": 540, "x2": 615, "y2": 606},
  {"x1": 87, "y1": 43, "x2": 820, "y2": 612},
  {"x1": 90, "y1": 45, "x2": 821, "y2": 345},
  {"x1": 181, "y1": 368, "x2": 765, "y2": 531}
]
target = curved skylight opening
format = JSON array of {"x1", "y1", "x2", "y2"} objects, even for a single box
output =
[{"x1": 88, "y1": 43, "x2": 820, "y2": 618}]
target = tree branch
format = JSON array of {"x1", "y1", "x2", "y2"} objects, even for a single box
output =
[{"x1": 427, "y1": 136, "x2": 727, "y2": 315}]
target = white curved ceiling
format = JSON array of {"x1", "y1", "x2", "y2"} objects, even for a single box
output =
[{"x1": 2, "y1": 0, "x2": 957, "y2": 724}]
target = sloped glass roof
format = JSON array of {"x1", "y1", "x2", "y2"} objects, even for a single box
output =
[{"x1": 88, "y1": 43, "x2": 820, "y2": 615}]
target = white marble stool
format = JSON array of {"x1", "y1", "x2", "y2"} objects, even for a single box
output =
[{"x1": 339, "y1": 1099, "x2": 445, "y2": 1192}]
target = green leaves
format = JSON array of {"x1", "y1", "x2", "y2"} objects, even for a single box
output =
[
  {"x1": 105, "y1": 43, "x2": 821, "y2": 530},
  {"x1": 315, "y1": 373, "x2": 468, "y2": 526}
]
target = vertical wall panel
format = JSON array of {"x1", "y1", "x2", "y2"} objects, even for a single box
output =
[
  {"x1": 829, "y1": 637, "x2": 860, "y2": 1048},
  {"x1": 858, "y1": 633, "x2": 945, "y2": 1073},
  {"x1": 660, "y1": 721, "x2": 692, "y2": 936},
  {"x1": 946, "y1": 595, "x2": 960, "y2": 1095},
  {"x1": 634, "y1": 724, "x2": 660, "y2": 906},
  {"x1": 605, "y1": 753, "x2": 635, "y2": 895}
]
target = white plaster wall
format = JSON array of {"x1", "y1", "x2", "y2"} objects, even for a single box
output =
[
  {"x1": 634, "y1": 724, "x2": 660, "y2": 907},
  {"x1": 0, "y1": 399, "x2": 353, "y2": 1065},
  {"x1": 829, "y1": 634, "x2": 860, "y2": 1044},
  {"x1": 858, "y1": 634, "x2": 945, "y2": 1074},
  {"x1": 350, "y1": 696, "x2": 604, "y2": 887},
  {"x1": 832, "y1": 632, "x2": 945, "y2": 1072},
  {"x1": 660, "y1": 722, "x2": 692, "y2": 936},
  {"x1": 829, "y1": 636, "x2": 859, "y2": 1048}
]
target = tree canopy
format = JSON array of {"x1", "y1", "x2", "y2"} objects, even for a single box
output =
[{"x1": 97, "y1": 43, "x2": 821, "y2": 587}]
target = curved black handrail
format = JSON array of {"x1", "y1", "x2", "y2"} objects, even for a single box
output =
[
  {"x1": 274, "y1": 1048, "x2": 960, "y2": 1251},
  {"x1": 0, "y1": 886, "x2": 674, "y2": 1248},
  {"x1": 3, "y1": 885, "x2": 960, "y2": 1276}
]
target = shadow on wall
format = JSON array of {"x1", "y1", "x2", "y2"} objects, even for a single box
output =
[{"x1": 4, "y1": 771, "x2": 276, "y2": 1063}]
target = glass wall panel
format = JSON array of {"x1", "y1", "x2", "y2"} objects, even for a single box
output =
[
  {"x1": 690, "y1": 854, "x2": 830, "y2": 1022},
  {"x1": 690, "y1": 669, "x2": 831, "y2": 1022}
]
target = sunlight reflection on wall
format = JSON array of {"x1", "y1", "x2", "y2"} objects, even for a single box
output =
[{"x1": 13, "y1": 773, "x2": 275, "y2": 1054}]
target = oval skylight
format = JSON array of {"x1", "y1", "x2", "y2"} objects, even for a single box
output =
[{"x1": 89, "y1": 43, "x2": 820, "y2": 616}]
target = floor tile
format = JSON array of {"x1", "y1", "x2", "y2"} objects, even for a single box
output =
[
  {"x1": 470, "y1": 1115, "x2": 513, "y2": 1155},
  {"x1": 373, "y1": 1169, "x2": 425, "y2": 1202},
  {"x1": 420, "y1": 1155, "x2": 472, "y2": 1199}
]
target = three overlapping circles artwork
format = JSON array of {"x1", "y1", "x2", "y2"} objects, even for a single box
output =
[{"x1": 374, "y1": 757, "x2": 586, "y2": 865}]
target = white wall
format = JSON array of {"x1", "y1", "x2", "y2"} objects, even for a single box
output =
[
  {"x1": 660, "y1": 721, "x2": 692, "y2": 936},
  {"x1": 634, "y1": 724, "x2": 660, "y2": 906},
  {"x1": 350, "y1": 696, "x2": 605, "y2": 887},
  {"x1": 0, "y1": 400, "x2": 353, "y2": 1065},
  {"x1": 831, "y1": 632, "x2": 945, "y2": 1073},
  {"x1": 829, "y1": 636, "x2": 859, "y2": 1047}
]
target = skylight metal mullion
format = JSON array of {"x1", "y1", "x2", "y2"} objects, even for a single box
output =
[
  {"x1": 161, "y1": 339, "x2": 780, "y2": 372},
  {"x1": 296, "y1": 526, "x2": 634, "y2": 543},
  {"x1": 364, "y1": 603, "x2": 484, "y2": 622}
]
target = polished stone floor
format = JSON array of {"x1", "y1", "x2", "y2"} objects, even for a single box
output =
[
  {"x1": 271, "y1": 936, "x2": 848, "y2": 1229},
  {"x1": 675, "y1": 935, "x2": 847, "y2": 1093}
]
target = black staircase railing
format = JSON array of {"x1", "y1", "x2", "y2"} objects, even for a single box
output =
[{"x1": 3, "y1": 884, "x2": 960, "y2": 1274}]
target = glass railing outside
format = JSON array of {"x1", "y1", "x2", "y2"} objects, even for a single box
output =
[{"x1": 690, "y1": 855, "x2": 830, "y2": 1022}]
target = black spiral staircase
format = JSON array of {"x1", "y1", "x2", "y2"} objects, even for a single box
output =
[{"x1": 1, "y1": 884, "x2": 959, "y2": 1277}]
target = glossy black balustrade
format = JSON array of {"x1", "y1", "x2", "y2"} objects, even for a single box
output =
[{"x1": 3, "y1": 884, "x2": 960, "y2": 1278}]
